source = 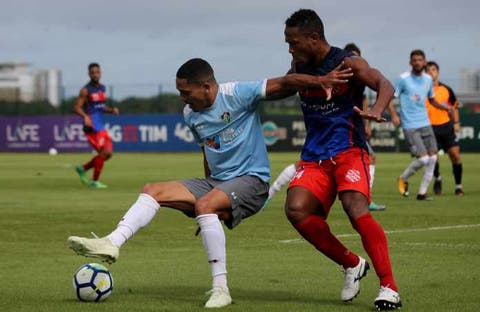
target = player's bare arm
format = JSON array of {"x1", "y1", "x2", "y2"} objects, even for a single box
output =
[
  {"x1": 73, "y1": 88, "x2": 93, "y2": 128},
  {"x1": 103, "y1": 106, "x2": 120, "y2": 115},
  {"x1": 428, "y1": 96, "x2": 454, "y2": 117},
  {"x1": 266, "y1": 63, "x2": 353, "y2": 100},
  {"x1": 344, "y1": 56, "x2": 394, "y2": 122}
]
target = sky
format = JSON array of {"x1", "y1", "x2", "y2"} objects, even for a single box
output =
[{"x1": 0, "y1": 0, "x2": 478, "y2": 98}]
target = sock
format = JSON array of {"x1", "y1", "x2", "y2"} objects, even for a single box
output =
[
  {"x1": 352, "y1": 213, "x2": 397, "y2": 291},
  {"x1": 107, "y1": 193, "x2": 160, "y2": 247},
  {"x1": 196, "y1": 214, "x2": 228, "y2": 289},
  {"x1": 401, "y1": 155, "x2": 429, "y2": 180},
  {"x1": 369, "y1": 164, "x2": 375, "y2": 190},
  {"x1": 293, "y1": 214, "x2": 359, "y2": 268},
  {"x1": 269, "y1": 164, "x2": 297, "y2": 199},
  {"x1": 83, "y1": 156, "x2": 97, "y2": 171},
  {"x1": 434, "y1": 161, "x2": 440, "y2": 180},
  {"x1": 419, "y1": 155, "x2": 437, "y2": 195},
  {"x1": 93, "y1": 155, "x2": 106, "y2": 181},
  {"x1": 453, "y1": 163, "x2": 463, "y2": 186}
]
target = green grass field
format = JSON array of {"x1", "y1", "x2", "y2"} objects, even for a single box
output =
[{"x1": 1, "y1": 152, "x2": 479, "y2": 312}]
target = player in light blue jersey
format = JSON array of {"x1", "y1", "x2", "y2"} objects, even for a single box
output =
[
  {"x1": 389, "y1": 49, "x2": 452, "y2": 200},
  {"x1": 68, "y1": 58, "x2": 352, "y2": 308}
]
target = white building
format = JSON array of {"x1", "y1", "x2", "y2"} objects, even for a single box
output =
[
  {"x1": 0, "y1": 62, "x2": 62, "y2": 107},
  {"x1": 459, "y1": 69, "x2": 480, "y2": 93}
]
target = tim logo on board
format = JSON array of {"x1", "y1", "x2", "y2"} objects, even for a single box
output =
[{"x1": 6, "y1": 123, "x2": 40, "y2": 149}]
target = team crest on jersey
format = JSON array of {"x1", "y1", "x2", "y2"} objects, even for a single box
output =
[
  {"x1": 345, "y1": 169, "x2": 361, "y2": 183},
  {"x1": 221, "y1": 112, "x2": 231, "y2": 123},
  {"x1": 206, "y1": 136, "x2": 220, "y2": 149}
]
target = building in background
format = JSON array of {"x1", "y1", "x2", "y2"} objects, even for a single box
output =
[{"x1": 0, "y1": 62, "x2": 62, "y2": 107}]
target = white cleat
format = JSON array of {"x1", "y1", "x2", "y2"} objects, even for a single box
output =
[
  {"x1": 374, "y1": 286, "x2": 402, "y2": 311},
  {"x1": 205, "y1": 287, "x2": 232, "y2": 308},
  {"x1": 341, "y1": 256, "x2": 370, "y2": 302},
  {"x1": 68, "y1": 233, "x2": 119, "y2": 264}
]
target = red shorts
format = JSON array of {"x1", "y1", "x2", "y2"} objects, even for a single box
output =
[
  {"x1": 288, "y1": 147, "x2": 371, "y2": 217},
  {"x1": 85, "y1": 129, "x2": 112, "y2": 152}
]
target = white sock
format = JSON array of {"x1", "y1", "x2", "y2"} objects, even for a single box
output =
[
  {"x1": 401, "y1": 155, "x2": 429, "y2": 180},
  {"x1": 107, "y1": 193, "x2": 160, "y2": 248},
  {"x1": 268, "y1": 164, "x2": 296, "y2": 199},
  {"x1": 369, "y1": 164, "x2": 375, "y2": 190},
  {"x1": 419, "y1": 155, "x2": 437, "y2": 195},
  {"x1": 196, "y1": 214, "x2": 228, "y2": 290}
]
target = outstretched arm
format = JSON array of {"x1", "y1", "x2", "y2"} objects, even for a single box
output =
[
  {"x1": 344, "y1": 56, "x2": 394, "y2": 122},
  {"x1": 265, "y1": 62, "x2": 353, "y2": 101}
]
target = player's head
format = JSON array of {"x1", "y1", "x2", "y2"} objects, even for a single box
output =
[
  {"x1": 344, "y1": 43, "x2": 361, "y2": 56},
  {"x1": 409, "y1": 50, "x2": 426, "y2": 74},
  {"x1": 176, "y1": 58, "x2": 217, "y2": 111},
  {"x1": 426, "y1": 61, "x2": 439, "y2": 81},
  {"x1": 88, "y1": 63, "x2": 101, "y2": 83},
  {"x1": 284, "y1": 9, "x2": 326, "y2": 67}
]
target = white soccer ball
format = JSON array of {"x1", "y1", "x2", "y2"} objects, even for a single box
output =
[
  {"x1": 73, "y1": 263, "x2": 113, "y2": 302},
  {"x1": 48, "y1": 148, "x2": 58, "y2": 155}
]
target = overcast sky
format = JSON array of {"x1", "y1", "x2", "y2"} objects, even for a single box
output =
[{"x1": 0, "y1": 0, "x2": 478, "y2": 98}]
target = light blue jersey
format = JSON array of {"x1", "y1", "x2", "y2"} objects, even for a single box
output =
[
  {"x1": 394, "y1": 71, "x2": 434, "y2": 129},
  {"x1": 184, "y1": 80, "x2": 270, "y2": 182}
]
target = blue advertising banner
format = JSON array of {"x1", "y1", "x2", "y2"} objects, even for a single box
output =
[{"x1": 0, "y1": 115, "x2": 199, "y2": 152}]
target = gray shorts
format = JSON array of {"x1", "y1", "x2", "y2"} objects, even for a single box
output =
[
  {"x1": 403, "y1": 126, "x2": 438, "y2": 157},
  {"x1": 180, "y1": 175, "x2": 269, "y2": 229}
]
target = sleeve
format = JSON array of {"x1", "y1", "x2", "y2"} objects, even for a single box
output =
[
  {"x1": 393, "y1": 77, "x2": 403, "y2": 98},
  {"x1": 445, "y1": 84, "x2": 459, "y2": 108},
  {"x1": 427, "y1": 78, "x2": 434, "y2": 98},
  {"x1": 233, "y1": 80, "x2": 267, "y2": 111}
]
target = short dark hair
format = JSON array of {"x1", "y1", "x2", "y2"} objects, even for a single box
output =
[
  {"x1": 176, "y1": 58, "x2": 214, "y2": 84},
  {"x1": 285, "y1": 9, "x2": 325, "y2": 38},
  {"x1": 410, "y1": 49, "x2": 425, "y2": 59},
  {"x1": 426, "y1": 61, "x2": 439, "y2": 70},
  {"x1": 88, "y1": 63, "x2": 100, "y2": 71},
  {"x1": 344, "y1": 43, "x2": 361, "y2": 56}
]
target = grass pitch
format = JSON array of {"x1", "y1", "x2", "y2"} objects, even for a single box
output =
[{"x1": 0, "y1": 152, "x2": 479, "y2": 312}]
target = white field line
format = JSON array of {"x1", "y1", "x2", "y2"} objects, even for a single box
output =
[{"x1": 279, "y1": 223, "x2": 480, "y2": 244}]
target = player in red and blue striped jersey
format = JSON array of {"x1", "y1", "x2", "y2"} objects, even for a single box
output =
[
  {"x1": 74, "y1": 63, "x2": 119, "y2": 188},
  {"x1": 282, "y1": 9, "x2": 401, "y2": 311}
]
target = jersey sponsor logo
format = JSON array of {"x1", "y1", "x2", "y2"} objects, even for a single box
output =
[
  {"x1": 221, "y1": 112, "x2": 231, "y2": 123},
  {"x1": 345, "y1": 169, "x2": 361, "y2": 183},
  {"x1": 89, "y1": 92, "x2": 106, "y2": 102}
]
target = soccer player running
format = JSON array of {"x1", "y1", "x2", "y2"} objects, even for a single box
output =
[
  {"x1": 390, "y1": 50, "x2": 451, "y2": 200},
  {"x1": 68, "y1": 58, "x2": 352, "y2": 308},
  {"x1": 282, "y1": 9, "x2": 401, "y2": 310},
  {"x1": 425, "y1": 61, "x2": 464, "y2": 196},
  {"x1": 73, "y1": 63, "x2": 119, "y2": 188}
]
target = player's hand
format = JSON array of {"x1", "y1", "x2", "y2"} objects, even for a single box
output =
[
  {"x1": 83, "y1": 116, "x2": 93, "y2": 128},
  {"x1": 112, "y1": 107, "x2": 120, "y2": 115},
  {"x1": 454, "y1": 122, "x2": 461, "y2": 133},
  {"x1": 353, "y1": 106, "x2": 387, "y2": 122},
  {"x1": 320, "y1": 62, "x2": 353, "y2": 100}
]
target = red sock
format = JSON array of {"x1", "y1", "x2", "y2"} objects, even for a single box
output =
[
  {"x1": 83, "y1": 156, "x2": 96, "y2": 171},
  {"x1": 294, "y1": 214, "x2": 359, "y2": 268},
  {"x1": 352, "y1": 213, "x2": 398, "y2": 291},
  {"x1": 92, "y1": 156, "x2": 106, "y2": 181}
]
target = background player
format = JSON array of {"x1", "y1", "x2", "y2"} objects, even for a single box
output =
[
  {"x1": 425, "y1": 61, "x2": 464, "y2": 196},
  {"x1": 68, "y1": 58, "x2": 352, "y2": 308},
  {"x1": 283, "y1": 9, "x2": 401, "y2": 311},
  {"x1": 73, "y1": 63, "x2": 119, "y2": 188}
]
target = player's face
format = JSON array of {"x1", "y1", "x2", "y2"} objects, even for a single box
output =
[
  {"x1": 426, "y1": 65, "x2": 439, "y2": 81},
  {"x1": 176, "y1": 78, "x2": 210, "y2": 112},
  {"x1": 410, "y1": 55, "x2": 426, "y2": 74},
  {"x1": 89, "y1": 67, "x2": 101, "y2": 83},
  {"x1": 284, "y1": 26, "x2": 316, "y2": 67}
]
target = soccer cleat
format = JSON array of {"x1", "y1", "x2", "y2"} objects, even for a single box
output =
[
  {"x1": 75, "y1": 165, "x2": 89, "y2": 185},
  {"x1": 416, "y1": 194, "x2": 433, "y2": 201},
  {"x1": 341, "y1": 256, "x2": 370, "y2": 302},
  {"x1": 397, "y1": 177, "x2": 409, "y2": 197},
  {"x1": 433, "y1": 179, "x2": 442, "y2": 195},
  {"x1": 369, "y1": 202, "x2": 386, "y2": 211},
  {"x1": 89, "y1": 180, "x2": 108, "y2": 188},
  {"x1": 455, "y1": 188, "x2": 464, "y2": 196},
  {"x1": 68, "y1": 234, "x2": 119, "y2": 264},
  {"x1": 205, "y1": 287, "x2": 232, "y2": 308},
  {"x1": 374, "y1": 286, "x2": 402, "y2": 311}
]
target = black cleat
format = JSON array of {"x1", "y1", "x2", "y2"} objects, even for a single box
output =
[
  {"x1": 416, "y1": 194, "x2": 433, "y2": 201},
  {"x1": 455, "y1": 188, "x2": 465, "y2": 196}
]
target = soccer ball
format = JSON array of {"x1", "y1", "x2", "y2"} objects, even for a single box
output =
[{"x1": 73, "y1": 263, "x2": 113, "y2": 302}]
